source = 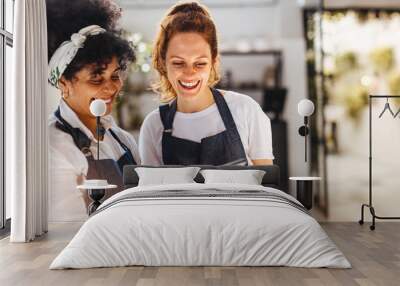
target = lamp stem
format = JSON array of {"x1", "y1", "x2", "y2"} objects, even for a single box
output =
[
  {"x1": 96, "y1": 116, "x2": 100, "y2": 160},
  {"x1": 304, "y1": 116, "x2": 308, "y2": 162},
  {"x1": 305, "y1": 129, "x2": 307, "y2": 162}
]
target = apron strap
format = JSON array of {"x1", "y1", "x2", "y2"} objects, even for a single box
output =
[
  {"x1": 108, "y1": 129, "x2": 137, "y2": 165},
  {"x1": 211, "y1": 89, "x2": 248, "y2": 166},
  {"x1": 159, "y1": 100, "x2": 177, "y2": 132},
  {"x1": 159, "y1": 89, "x2": 239, "y2": 137},
  {"x1": 54, "y1": 107, "x2": 92, "y2": 151},
  {"x1": 211, "y1": 88, "x2": 239, "y2": 137}
]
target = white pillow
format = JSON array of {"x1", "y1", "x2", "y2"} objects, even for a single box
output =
[
  {"x1": 200, "y1": 169, "x2": 266, "y2": 185},
  {"x1": 135, "y1": 167, "x2": 200, "y2": 186}
]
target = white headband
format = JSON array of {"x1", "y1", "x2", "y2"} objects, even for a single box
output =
[{"x1": 48, "y1": 25, "x2": 106, "y2": 88}]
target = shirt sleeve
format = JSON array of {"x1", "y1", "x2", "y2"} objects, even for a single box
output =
[
  {"x1": 139, "y1": 112, "x2": 163, "y2": 166},
  {"x1": 49, "y1": 124, "x2": 89, "y2": 176},
  {"x1": 49, "y1": 128, "x2": 88, "y2": 221},
  {"x1": 247, "y1": 101, "x2": 275, "y2": 160}
]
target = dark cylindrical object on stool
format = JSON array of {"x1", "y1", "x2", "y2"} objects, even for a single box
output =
[
  {"x1": 296, "y1": 181, "x2": 313, "y2": 210},
  {"x1": 87, "y1": 188, "x2": 106, "y2": 215}
]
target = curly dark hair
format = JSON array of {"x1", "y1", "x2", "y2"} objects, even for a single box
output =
[{"x1": 46, "y1": 0, "x2": 135, "y2": 80}]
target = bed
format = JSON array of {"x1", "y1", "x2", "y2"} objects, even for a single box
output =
[{"x1": 50, "y1": 165, "x2": 351, "y2": 269}]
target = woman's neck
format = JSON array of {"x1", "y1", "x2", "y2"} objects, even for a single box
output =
[
  {"x1": 79, "y1": 115, "x2": 102, "y2": 140},
  {"x1": 63, "y1": 99, "x2": 103, "y2": 140},
  {"x1": 176, "y1": 88, "x2": 214, "y2": 113}
]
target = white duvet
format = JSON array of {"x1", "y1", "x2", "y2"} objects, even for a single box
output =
[{"x1": 50, "y1": 183, "x2": 351, "y2": 269}]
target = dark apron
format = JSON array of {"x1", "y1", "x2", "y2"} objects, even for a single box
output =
[
  {"x1": 54, "y1": 108, "x2": 136, "y2": 208},
  {"x1": 159, "y1": 88, "x2": 248, "y2": 166}
]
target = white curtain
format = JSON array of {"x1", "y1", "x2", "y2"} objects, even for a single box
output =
[{"x1": 10, "y1": 0, "x2": 48, "y2": 242}]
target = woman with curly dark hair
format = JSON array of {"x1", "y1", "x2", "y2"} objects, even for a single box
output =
[{"x1": 47, "y1": 0, "x2": 140, "y2": 221}]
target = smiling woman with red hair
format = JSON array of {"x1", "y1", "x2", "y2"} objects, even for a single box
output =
[
  {"x1": 139, "y1": 1, "x2": 274, "y2": 167},
  {"x1": 47, "y1": 0, "x2": 140, "y2": 221}
]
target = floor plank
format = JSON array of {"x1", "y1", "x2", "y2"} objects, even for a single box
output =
[{"x1": 0, "y1": 222, "x2": 399, "y2": 286}]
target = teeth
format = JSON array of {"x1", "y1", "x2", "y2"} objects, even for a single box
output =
[
  {"x1": 180, "y1": 80, "x2": 199, "y2": 87},
  {"x1": 103, "y1": 98, "x2": 112, "y2": 103}
]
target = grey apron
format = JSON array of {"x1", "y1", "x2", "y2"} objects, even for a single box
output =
[
  {"x1": 159, "y1": 88, "x2": 248, "y2": 166},
  {"x1": 54, "y1": 108, "x2": 136, "y2": 208}
]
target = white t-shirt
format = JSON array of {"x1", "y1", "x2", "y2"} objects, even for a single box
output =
[
  {"x1": 48, "y1": 99, "x2": 141, "y2": 222},
  {"x1": 139, "y1": 90, "x2": 274, "y2": 165}
]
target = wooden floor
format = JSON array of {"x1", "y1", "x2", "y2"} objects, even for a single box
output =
[{"x1": 0, "y1": 222, "x2": 399, "y2": 286}]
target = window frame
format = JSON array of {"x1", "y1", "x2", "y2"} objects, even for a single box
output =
[{"x1": 1, "y1": 0, "x2": 14, "y2": 233}]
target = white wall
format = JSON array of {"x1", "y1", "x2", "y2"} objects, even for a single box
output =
[
  {"x1": 277, "y1": 0, "x2": 311, "y2": 187},
  {"x1": 119, "y1": 3, "x2": 281, "y2": 43}
]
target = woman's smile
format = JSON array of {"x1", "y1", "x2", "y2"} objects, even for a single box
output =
[
  {"x1": 96, "y1": 95, "x2": 116, "y2": 113},
  {"x1": 179, "y1": 80, "x2": 200, "y2": 89},
  {"x1": 101, "y1": 96, "x2": 114, "y2": 105},
  {"x1": 92, "y1": 96, "x2": 114, "y2": 104},
  {"x1": 177, "y1": 79, "x2": 201, "y2": 94}
]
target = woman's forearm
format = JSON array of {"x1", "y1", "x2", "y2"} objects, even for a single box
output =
[{"x1": 252, "y1": 159, "x2": 273, "y2": 166}]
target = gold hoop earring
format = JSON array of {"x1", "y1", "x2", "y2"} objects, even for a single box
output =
[{"x1": 62, "y1": 91, "x2": 69, "y2": 99}]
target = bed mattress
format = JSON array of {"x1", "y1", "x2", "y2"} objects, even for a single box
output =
[{"x1": 50, "y1": 183, "x2": 351, "y2": 269}]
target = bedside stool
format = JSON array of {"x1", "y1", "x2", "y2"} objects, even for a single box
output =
[
  {"x1": 289, "y1": 177, "x2": 321, "y2": 210},
  {"x1": 77, "y1": 184, "x2": 117, "y2": 215}
]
